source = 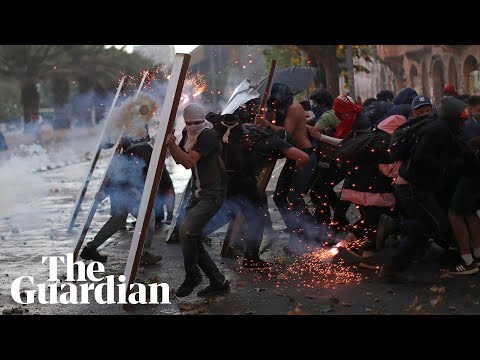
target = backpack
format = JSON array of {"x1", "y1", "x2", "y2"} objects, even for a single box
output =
[
  {"x1": 363, "y1": 100, "x2": 392, "y2": 124},
  {"x1": 335, "y1": 126, "x2": 390, "y2": 164},
  {"x1": 389, "y1": 116, "x2": 431, "y2": 162}
]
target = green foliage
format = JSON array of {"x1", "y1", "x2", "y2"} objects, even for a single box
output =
[
  {"x1": 264, "y1": 45, "x2": 374, "y2": 73},
  {"x1": 0, "y1": 79, "x2": 21, "y2": 122},
  {"x1": 262, "y1": 45, "x2": 305, "y2": 71},
  {"x1": 336, "y1": 45, "x2": 375, "y2": 84}
]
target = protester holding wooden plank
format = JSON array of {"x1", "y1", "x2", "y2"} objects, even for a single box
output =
[
  {"x1": 255, "y1": 83, "x2": 318, "y2": 253},
  {"x1": 80, "y1": 136, "x2": 163, "y2": 265},
  {"x1": 166, "y1": 103, "x2": 230, "y2": 298}
]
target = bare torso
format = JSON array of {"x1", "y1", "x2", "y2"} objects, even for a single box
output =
[{"x1": 284, "y1": 103, "x2": 312, "y2": 150}]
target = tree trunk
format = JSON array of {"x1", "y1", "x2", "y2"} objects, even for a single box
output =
[
  {"x1": 52, "y1": 76, "x2": 71, "y2": 129},
  {"x1": 299, "y1": 45, "x2": 340, "y2": 96},
  {"x1": 324, "y1": 55, "x2": 340, "y2": 97},
  {"x1": 21, "y1": 79, "x2": 40, "y2": 131}
]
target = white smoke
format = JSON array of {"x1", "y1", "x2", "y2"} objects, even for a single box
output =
[
  {"x1": 103, "y1": 93, "x2": 159, "y2": 144},
  {"x1": 0, "y1": 144, "x2": 51, "y2": 227}
]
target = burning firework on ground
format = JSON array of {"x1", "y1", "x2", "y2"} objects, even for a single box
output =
[{"x1": 250, "y1": 244, "x2": 364, "y2": 290}]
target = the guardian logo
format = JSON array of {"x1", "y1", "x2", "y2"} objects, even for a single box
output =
[{"x1": 10, "y1": 253, "x2": 170, "y2": 305}]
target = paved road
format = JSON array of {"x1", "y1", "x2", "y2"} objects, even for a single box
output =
[{"x1": 1, "y1": 138, "x2": 480, "y2": 315}]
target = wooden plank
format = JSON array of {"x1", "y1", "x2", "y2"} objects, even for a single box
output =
[
  {"x1": 165, "y1": 177, "x2": 192, "y2": 243},
  {"x1": 67, "y1": 75, "x2": 129, "y2": 233},
  {"x1": 258, "y1": 59, "x2": 277, "y2": 116},
  {"x1": 123, "y1": 54, "x2": 190, "y2": 305},
  {"x1": 72, "y1": 71, "x2": 150, "y2": 260},
  {"x1": 73, "y1": 140, "x2": 123, "y2": 261},
  {"x1": 221, "y1": 60, "x2": 277, "y2": 257}
]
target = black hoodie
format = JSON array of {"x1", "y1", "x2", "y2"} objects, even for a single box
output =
[
  {"x1": 375, "y1": 87, "x2": 418, "y2": 125},
  {"x1": 398, "y1": 96, "x2": 467, "y2": 191}
]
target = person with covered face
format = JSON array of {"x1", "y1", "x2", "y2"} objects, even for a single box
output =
[
  {"x1": 375, "y1": 87, "x2": 418, "y2": 125},
  {"x1": 255, "y1": 83, "x2": 318, "y2": 252},
  {"x1": 308, "y1": 94, "x2": 363, "y2": 233},
  {"x1": 80, "y1": 134, "x2": 163, "y2": 266},
  {"x1": 379, "y1": 97, "x2": 469, "y2": 281},
  {"x1": 166, "y1": 103, "x2": 230, "y2": 298}
]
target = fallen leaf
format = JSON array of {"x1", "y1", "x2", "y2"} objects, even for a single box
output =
[
  {"x1": 407, "y1": 296, "x2": 419, "y2": 312},
  {"x1": 254, "y1": 288, "x2": 267, "y2": 292},
  {"x1": 277, "y1": 273, "x2": 288, "y2": 281},
  {"x1": 448, "y1": 306, "x2": 457, "y2": 312},
  {"x1": 245, "y1": 310, "x2": 256, "y2": 315},
  {"x1": 366, "y1": 292, "x2": 374, "y2": 296},
  {"x1": 341, "y1": 301, "x2": 352, "y2": 307},
  {"x1": 430, "y1": 285, "x2": 446, "y2": 293},
  {"x1": 148, "y1": 275, "x2": 162, "y2": 284},
  {"x1": 410, "y1": 305, "x2": 430, "y2": 315},
  {"x1": 440, "y1": 272, "x2": 453, "y2": 279},
  {"x1": 235, "y1": 282, "x2": 246, "y2": 288},
  {"x1": 365, "y1": 307, "x2": 372, "y2": 312},
  {"x1": 306, "y1": 294, "x2": 323, "y2": 300},
  {"x1": 177, "y1": 303, "x2": 193, "y2": 311},
  {"x1": 430, "y1": 295, "x2": 444, "y2": 309},
  {"x1": 274, "y1": 290, "x2": 285, "y2": 296},
  {"x1": 288, "y1": 307, "x2": 309, "y2": 315}
]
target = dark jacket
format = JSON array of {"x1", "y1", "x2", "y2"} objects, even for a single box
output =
[
  {"x1": 104, "y1": 142, "x2": 152, "y2": 195},
  {"x1": 375, "y1": 88, "x2": 418, "y2": 125},
  {"x1": 398, "y1": 97, "x2": 466, "y2": 191},
  {"x1": 362, "y1": 100, "x2": 393, "y2": 125}
]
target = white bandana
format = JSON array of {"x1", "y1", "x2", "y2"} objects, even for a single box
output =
[
  {"x1": 184, "y1": 120, "x2": 213, "y2": 152},
  {"x1": 220, "y1": 121, "x2": 238, "y2": 143}
]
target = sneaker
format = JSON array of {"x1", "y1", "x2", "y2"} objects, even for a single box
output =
[
  {"x1": 197, "y1": 280, "x2": 231, "y2": 297},
  {"x1": 80, "y1": 246, "x2": 108, "y2": 262},
  {"x1": 447, "y1": 260, "x2": 479, "y2": 275},
  {"x1": 176, "y1": 276, "x2": 203, "y2": 298},
  {"x1": 376, "y1": 214, "x2": 396, "y2": 251},
  {"x1": 140, "y1": 251, "x2": 163, "y2": 265},
  {"x1": 242, "y1": 257, "x2": 273, "y2": 269}
]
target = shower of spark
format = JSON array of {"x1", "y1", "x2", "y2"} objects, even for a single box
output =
[
  {"x1": 251, "y1": 245, "x2": 363, "y2": 290},
  {"x1": 180, "y1": 73, "x2": 208, "y2": 104}
]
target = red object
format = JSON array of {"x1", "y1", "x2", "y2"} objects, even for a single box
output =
[
  {"x1": 333, "y1": 95, "x2": 362, "y2": 138},
  {"x1": 444, "y1": 84, "x2": 457, "y2": 96}
]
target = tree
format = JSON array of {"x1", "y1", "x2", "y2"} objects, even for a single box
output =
[
  {"x1": 0, "y1": 45, "x2": 153, "y2": 130},
  {"x1": 0, "y1": 45, "x2": 76, "y2": 130},
  {"x1": 263, "y1": 45, "x2": 375, "y2": 96}
]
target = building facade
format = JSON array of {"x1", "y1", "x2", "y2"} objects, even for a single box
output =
[{"x1": 379, "y1": 45, "x2": 480, "y2": 104}]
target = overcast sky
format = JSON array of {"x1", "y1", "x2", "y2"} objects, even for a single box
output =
[{"x1": 112, "y1": 45, "x2": 199, "y2": 54}]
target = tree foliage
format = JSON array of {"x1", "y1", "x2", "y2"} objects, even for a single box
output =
[{"x1": 263, "y1": 45, "x2": 376, "y2": 96}]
